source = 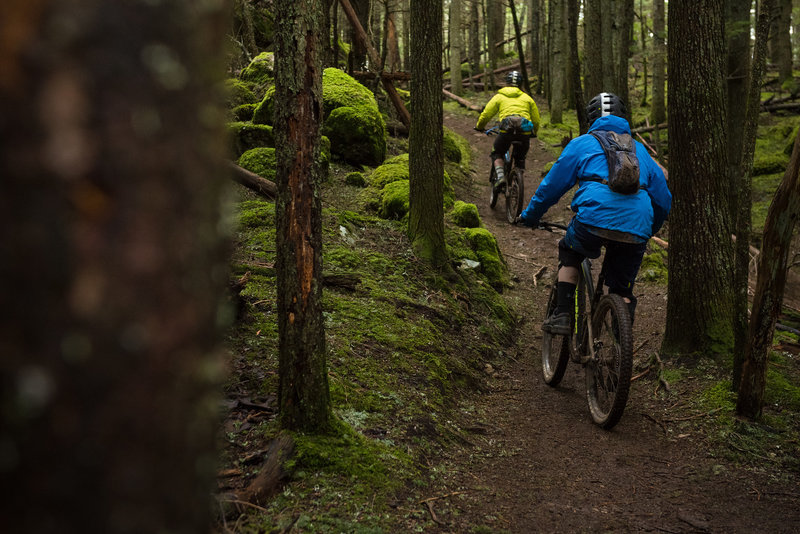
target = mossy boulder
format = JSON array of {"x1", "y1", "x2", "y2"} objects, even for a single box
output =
[
  {"x1": 225, "y1": 78, "x2": 258, "y2": 108},
  {"x1": 252, "y1": 86, "x2": 276, "y2": 125},
  {"x1": 753, "y1": 153, "x2": 789, "y2": 176},
  {"x1": 240, "y1": 52, "x2": 275, "y2": 86},
  {"x1": 639, "y1": 246, "x2": 668, "y2": 284},
  {"x1": 238, "y1": 147, "x2": 277, "y2": 181},
  {"x1": 231, "y1": 103, "x2": 256, "y2": 122},
  {"x1": 443, "y1": 126, "x2": 471, "y2": 164},
  {"x1": 228, "y1": 122, "x2": 274, "y2": 157},
  {"x1": 323, "y1": 106, "x2": 387, "y2": 166},
  {"x1": 370, "y1": 161, "x2": 410, "y2": 189},
  {"x1": 464, "y1": 227, "x2": 507, "y2": 289},
  {"x1": 451, "y1": 201, "x2": 481, "y2": 228},
  {"x1": 379, "y1": 180, "x2": 410, "y2": 219},
  {"x1": 345, "y1": 172, "x2": 366, "y2": 187},
  {"x1": 322, "y1": 68, "x2": 380, "y2": 117}
]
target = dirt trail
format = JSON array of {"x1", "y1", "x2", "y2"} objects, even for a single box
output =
[{"x1": 423, "y1": 105, "x2": 800, "y2": 533}]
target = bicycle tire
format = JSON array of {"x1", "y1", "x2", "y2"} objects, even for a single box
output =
[
  {"x1": 505, "y1": 169, "x2": 525, "y2": 223},
  {"x1": 489, "y1": 166, "x2": 498, "y2": 209},
  {"x1": 541, "y1": 279, "x2": 570, "y2": 386},
  {"x1": 584, "y1": 293, "x2": 633, "y2": 429}
]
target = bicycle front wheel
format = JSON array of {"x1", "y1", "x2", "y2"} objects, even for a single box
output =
[
  {"x1": 585, "y1": 294, "x2": 633, "y2": 429},
  {"x1": 505, "y1": 169, "x2": 525, "y2": 223},
  {"x1": 489, "y1": 166, "x2": 498, "y2": 209},
  {"x1": 542, "y1": 279, "x2": 570, "y2": 386}
]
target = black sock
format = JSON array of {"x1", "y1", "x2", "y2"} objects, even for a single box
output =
[{"x1": 555, "y1": 281, "x2": 576, "y2": 315}]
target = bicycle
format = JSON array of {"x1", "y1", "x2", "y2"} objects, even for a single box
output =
[
  {"x1": 537, "y1": 221, "x2": 634, "y2": 430},
  {"x1": 484, "y1": 126, "x2": 526, "y2": 224}
]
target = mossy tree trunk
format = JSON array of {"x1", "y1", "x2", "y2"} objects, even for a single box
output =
[
  {"x1": 738, "y1": 128, "x2": 800, "y2": 419},
  {"x1": 662, "y1": 0, "x2": 736, "y2": 357},
  {"x1": 450, "y1": 0, "x2": 464, "y2": 95},
  {"x1": 769, "y1": 0, "x2": 794, "y2": 84},
  {"x1": 529, "y1": 0, "x2": 542, "y2": 94},
  {"x1": 409, "y1": 0, "x2": 448, "y2": 270},
  {"x1": 567, "y1": 0, "x2": 587, "y2": 133},
  {"x1": 548, "y1": 0, "x2": 565, "y2": 123},
  {"x1": 584, "y1": 0, "x2": 603, "y2": 98},
  {"x1": 0, "y1": 1, "x2": 229, "y2": 531},
  {"x1": 650, "y1": 0, "x2": 667, "y2": 125},
  {"x1": 274, "y1": 0, "x2": 332, "y2": 432}
]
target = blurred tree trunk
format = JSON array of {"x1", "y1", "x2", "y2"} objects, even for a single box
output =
[
  {"x1": 529, "y1": 0, "x2": 542, "y2": 93},
  {"x1": 402, "y1": 0, "x2": 411, "y2": 70},
  {"x1": 584, "y1": 0, "x2": 603, "y2": 97},
  {"x1": 275, "y1": 0, "x2": 332, "y2": 432},
  {"x1": 650, "y1": 0, "x2": 666, "y2": 125},
  {"x1": 409, "y1": 0, "x2": 448, "y2": 270},
  {"x1": 450, "y1": 0, "x2": 464, "y2": 94},
  {"x1": 639, "y1": 0, "x2": 648, "y2": 106},
  {"x1": 384, "y1": 0, "x2": 402, "y2": 72},
  {"x1": 0, "y1": 1, "x2": 229, "y2": 532},
  {"x1": 738, "y1": 130, "x2": 800, "y2": 419},
  {"x1": 614, "y1": 0, "x2": 634, "y2": 109},
  {"x1": 769, "y1": 0, "x2": 794, "y2": 84},
  {"x1": 469, "y1": 0, "x2": 482, "y2": 88},
  {"x1": 487, "y1": 0, "x2": 503, "y2": 88},
  {"x1": 548, "y1": 0, "x2": 565, "y2": 123},
  {"x1": 601, "y1": 0, "x2": 616, "y2": 89},
  {"x1": 727, "y1": 0, "x2": 754, "y2": 388},
  {"x1": 510, "y1": 0, "x2": 532, "y2": 95},
  {"x1": 349, "y1": 0, "x2": 371, "y2": 70},
  {"x1": 568, "y1": 0, "x2": 586, "y2": 132},
  {"x1": 663, "y1": 0, "x2": 735, "y2": 357}
]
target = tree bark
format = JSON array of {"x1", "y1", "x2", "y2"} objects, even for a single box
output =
[
  {"x1": 409, "y1": 0, "x2": 449, "y2": 269},
  {"x1": 548, "y1": 0, "x2": 565, "y2": 123},
  {"x1": 584, "y1": 0, "x2": 602, "y2": 98},
  {"x1": 738, "y1": 127, "x2": 800, "y2": 419},
  {"x1": 568, "y1": 0, "x2": 587, "y2": 133},
  {"x1": 0, "y1": 1, "x2": 229, "y2": 532},
  {"x1": 450, "y1": 0, "x2": 464, "y2": 95},
  {"x1": 650, "y1": 0, "x2": 667, "y2": 125},
  {"x1": 509, "y1": 0, "x2": 532, "y2": 95},
  {"x1": 274, "y1": 0, "x2": 332, "y2": 432},
  {"x1": 769, "y1": 0, "x2": 794, "y2": 84},
  {"x1": 662, "y1": 0, "x2": 735, "y2": 357}
]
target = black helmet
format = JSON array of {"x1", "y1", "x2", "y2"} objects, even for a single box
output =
[
  {"x1": 586, "y1": 92, "x2": 627, "y2": 126},
  {"x1": 505, "y1": 70, "x2": 522, "y2": 87}
]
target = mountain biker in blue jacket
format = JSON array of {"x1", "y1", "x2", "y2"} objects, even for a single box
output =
[{"x1": 516, "y1": 92, "x2": 672, "y2": 334}]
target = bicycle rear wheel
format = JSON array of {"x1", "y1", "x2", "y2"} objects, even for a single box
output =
[
  {"x1": 489, "y1": 166, "x2": 498, "y2": 209},
  {"x1": 505, "y1": 169, "x2": 525, "y2": 223},
  {"x1": 542, "y1": 279, "x2": 570, "y2": 386},
  {"x1": 584, "y1": 294, "x2": 633, "y2": 429}
]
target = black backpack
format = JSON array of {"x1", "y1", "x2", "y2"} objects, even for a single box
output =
[{"x1": 588, "y1": 130, "x2": 641, "y2": 194}]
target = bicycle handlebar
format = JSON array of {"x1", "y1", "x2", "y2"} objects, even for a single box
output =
[{"x1": 536, "y1": 221, "x2": 568, "y2": 232}]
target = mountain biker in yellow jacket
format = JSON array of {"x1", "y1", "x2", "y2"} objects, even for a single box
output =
[{"x1": 474, "y1": 71, "x2": 541, "y2": 196}]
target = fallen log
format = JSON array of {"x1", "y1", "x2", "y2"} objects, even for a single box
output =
[
  {"x1": 228, "y1": 161, "x2": 276, "y2": 200},
  {"x1": 442, "y1": 89, "x2": 483, "y2": 113},
  {"x1": 632, "y1": 122, "x2": 668, "y2": 135}
]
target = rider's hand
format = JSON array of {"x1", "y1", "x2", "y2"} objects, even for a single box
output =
[
  {"x1": 474, "y1": 127, "x2": 483, "y2": 132},
  {"x1": 513, "y1": 216, "x2": 523, "y2": 226}
]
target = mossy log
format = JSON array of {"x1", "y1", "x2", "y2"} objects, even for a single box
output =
[
  {"x1": 228, "y1": 160, "x2": 276, "y2": 199},
  {"x1": 238, "y1": 433, "x2": 295, "y2": 505}
]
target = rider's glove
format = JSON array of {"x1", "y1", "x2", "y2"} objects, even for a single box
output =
[
  {"x1": 474, "y1": 127, "x2": 483, "y2": 132},
  {"x1": 513, "y1": 215, "x2": 524, "y2": 226}
]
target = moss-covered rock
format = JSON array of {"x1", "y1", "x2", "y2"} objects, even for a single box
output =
[
  {"x1": 225, "y1": 78, "x2": 258, "y2": 108},
  {"x1": 639, "y1": 246, "x2": 668, "y2": 284},
  {"x1": 345, "y1": 171, "x2": 366, "y2": 187},
  {"x1": 753, "y1": 152, "x2": 789, "y2": 176},
  {"x1": 228, "y1": 122, "x2": 274, "y2": 157},
  {"x1": 323, "y1": 106, "x2": 387, "y2": 166},
  {"x1": 379, "y1": 180, "x2": 410, "y2": 219},
  {"x1": 238, "y1": 147, "x2": 277, "y2": 181},
  {"x1": 370, "y1": 162, "x2": 410, "y2": 189},
  {"x1": 231, "y1": 103, "x2": 256, "y2": 122},
  {"x1": 451, "y1": 201, "x2": 481, "y2": 228},
  {"x1": 464, "y1": 228, "x2": 507, "y2": 289},
  {"x1": 252, "y1": 85, "x2": 276, "y2": 125},
  {"x1": 322, "y1": 68, "x2": 380, "y2": 117},
  {"x1": 443, "y1": 126, "x2": 471, "y2": 164},
  {"x1": 240, "y1": 52, "x2": 275, "y2": 86}
]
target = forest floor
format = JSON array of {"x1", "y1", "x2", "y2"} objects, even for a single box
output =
[{"x1": 407, "y1": 104, "x2": 800, "y2": 533}]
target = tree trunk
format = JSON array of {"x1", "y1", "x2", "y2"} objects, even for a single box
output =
[
  {"x1": 662, "y1": 0, "x2": 735, "y2": 357},
  {"x1": 409, "y1": 0, "x2": 449, "y2": 269},
  {"x1": 549, "y1": 0, "x2": 565, "y2": 123},
  {"x1": 275, "y1": 0, "x2": 332, "y2": 432},
  {"x1": 650, "y1": 0, "x2": 667, "y2": 125},
  {"x1": 727, "y1": 0, "x2": 755, "y2": 388},
  {"x1": 470, "y1": 0, "x2": 482, "y2": 89},
  {"x1": 738, "y1": 128, "x2": 800, "y2": 419},
  {"x1": 568, "y1": 0, "x2": 587, "y2": 132},
  {"x1": 584, "y1": 0, "x2": 602, "y2": 97},
  {"x1": 510, "y1": 0, "x2": 532, "y2": 95},
  {"x1": 615, "y1": 0, "x2": 634, "y2": 109},
  {"x1": 0, "y1": 1, "x2": 229, "y2": 532},
  {"x1": 384, "y1": 0, "x2": 402, "y2": 72},
  {"x1": 769, "y1": 0, "x2": 794, "y2": 84},
  {"x1": 450, "y1": 0, "x2": 464, "y2": 95},
  {"x1": 402, "y1": 0, "x2": 411, "y2": 70},
  {"x1": 601, "y1": 0, "x2": 616, "y2": 90},
  {"x1": 639, "y1": 0, "x2": 648, "y2": 106},
  {"x1": 349, "y1": 0, "x2": 370, "y2": 71},
  {"x1": 487, "y1": 0, "x2": 503, "y2": 88}
]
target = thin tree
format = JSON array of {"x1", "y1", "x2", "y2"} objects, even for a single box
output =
[
  {"x1": 650, "y1": 0, "x2": 666, "y2": 125},
  {"x1": 510, "y1": 0, "x2": 533, "y2": 95},
  {"x1": 738, "y1": 130, "x2": 800, "y2": 419},
  {"x1": 275, "y1": 0, "x2": 332, "y2": 432},
  {"x1": 584, "y1": 0, "x2": 603, "y2": 97},
  {"x1": 662, "y1": 0, "x2": 735, "y2": 357},
  {"x1": 769, "y1": 0, "x2": 794, "y2": 85},
  {"x1": 409, "y1": 0, "x2": 449, "y2": 269},
  {"x1": 568, "y1": 0, "x2": 587, "y2": 132},
  {"x1": 469, "y1": 0, "x2": 482, "y2": 89},
  {"x1": 548, "y1": 0, "x2": 566, "y2": 123},
  {"x1": 0, "y1": 1, "x2": 229, "y2": 532},
  {"x1": 450, "y1": 0, "x2": 465, "y2": 94},
  {"x1": 529, "y1": 0, "x2": 542, "y2": 93}
]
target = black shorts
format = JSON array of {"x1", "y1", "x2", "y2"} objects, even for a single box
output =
[{"x1": 491, "y1": 132, "x2": 531, "y2": 169}]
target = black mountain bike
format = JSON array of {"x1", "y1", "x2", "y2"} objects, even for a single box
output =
[
  {"x1": 485, "y1": 127, "x2": 525, "y2": 224},
  {"x1": 538, "y1": 222, "x2": 634, "y2": 429}
]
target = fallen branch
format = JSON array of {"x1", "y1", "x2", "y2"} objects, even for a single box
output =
[
  {"x1": 632, "y1": 122, "x2": 668, "y2": 135},
  {"x1": 229, "y1": 161, "x2": 276, "y2": 200},
  {"x1": 631, "y1": 366, "x2": 651, "y2": 381},
  {"x1": 419, "y1": 491, "x2": 467, "y2": 504},
  {"x1": 442, "y1": 89, "x2": 483, "y2": 113}
]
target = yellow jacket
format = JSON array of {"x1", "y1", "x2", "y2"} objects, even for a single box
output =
[{"x1": 475, "y1": 87, "x2": 541, "y2": 135}]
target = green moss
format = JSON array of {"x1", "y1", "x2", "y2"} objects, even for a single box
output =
[
  {"x1": 369, "y1": 162, "x2": 409, "y2": 189},
  {"x1": 252, "y1": 85, "x2": 276, "y2": 125},
  {"x1": 443, "y1": 126, "x2": 464, "y2": 163},
  {"x1": 238, "y1": 147, "x2": 277, "y2": 181},
  {"x1": 639, "y1": 246, "x2": 668, "y2": 284},
  {"x1": 451, "y1": 201, "x2": 481, "y2": 228},
  {"x1": 753, "y1": 152, "x2": 789, "y2": 176},
  {"x1": 237, "y1": 199, "x2": 275, "y2": 228},
  {"x1": 345, "y1": 171, "x2": 366, "y2": 187},
  {"x1": 323, "y1": 106, "x2": 387, "y2": 166},
  {"x1": 464, "y1": 228, "x2": 508, "y2": 289},
  {"x1": 227, "y1": 122, "x2": 274, "y2": 157},
  {"x1": 231, "y1": 103, "x2": 256, "y2": 122},
  {"x1": 322, "y1": 68, "x2": 380, "y2": 117},
  {"x1": 765, "y1": 365, "x2": 800, "y2": 411},
  {"x1": 379, "y1": 180, "x2": 410, "y2": 219},
  {"x1": 240, "y1": 51, "x2": 275, "y2": 85},
  {"x1": 225, "y1": 78, "x2": 257, "y2": 108}
]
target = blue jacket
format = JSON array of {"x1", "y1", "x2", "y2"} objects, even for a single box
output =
[{"x1": 519, "y1": 115, "x2": 672, "y2": 240}]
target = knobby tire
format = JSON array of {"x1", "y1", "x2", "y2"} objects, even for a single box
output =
[
  {"x1": 489, "y1": 166, "x2": 498, "y2": 209},
  {"x1": 584, "y1": 293, "x2": 633, "y2": 429},
  {"x1": 505, "y1": 169, "x2": 525, "y2": 223},
  {"x1": 541, "y1": 279, "x2": 570, "y2": 386}
]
